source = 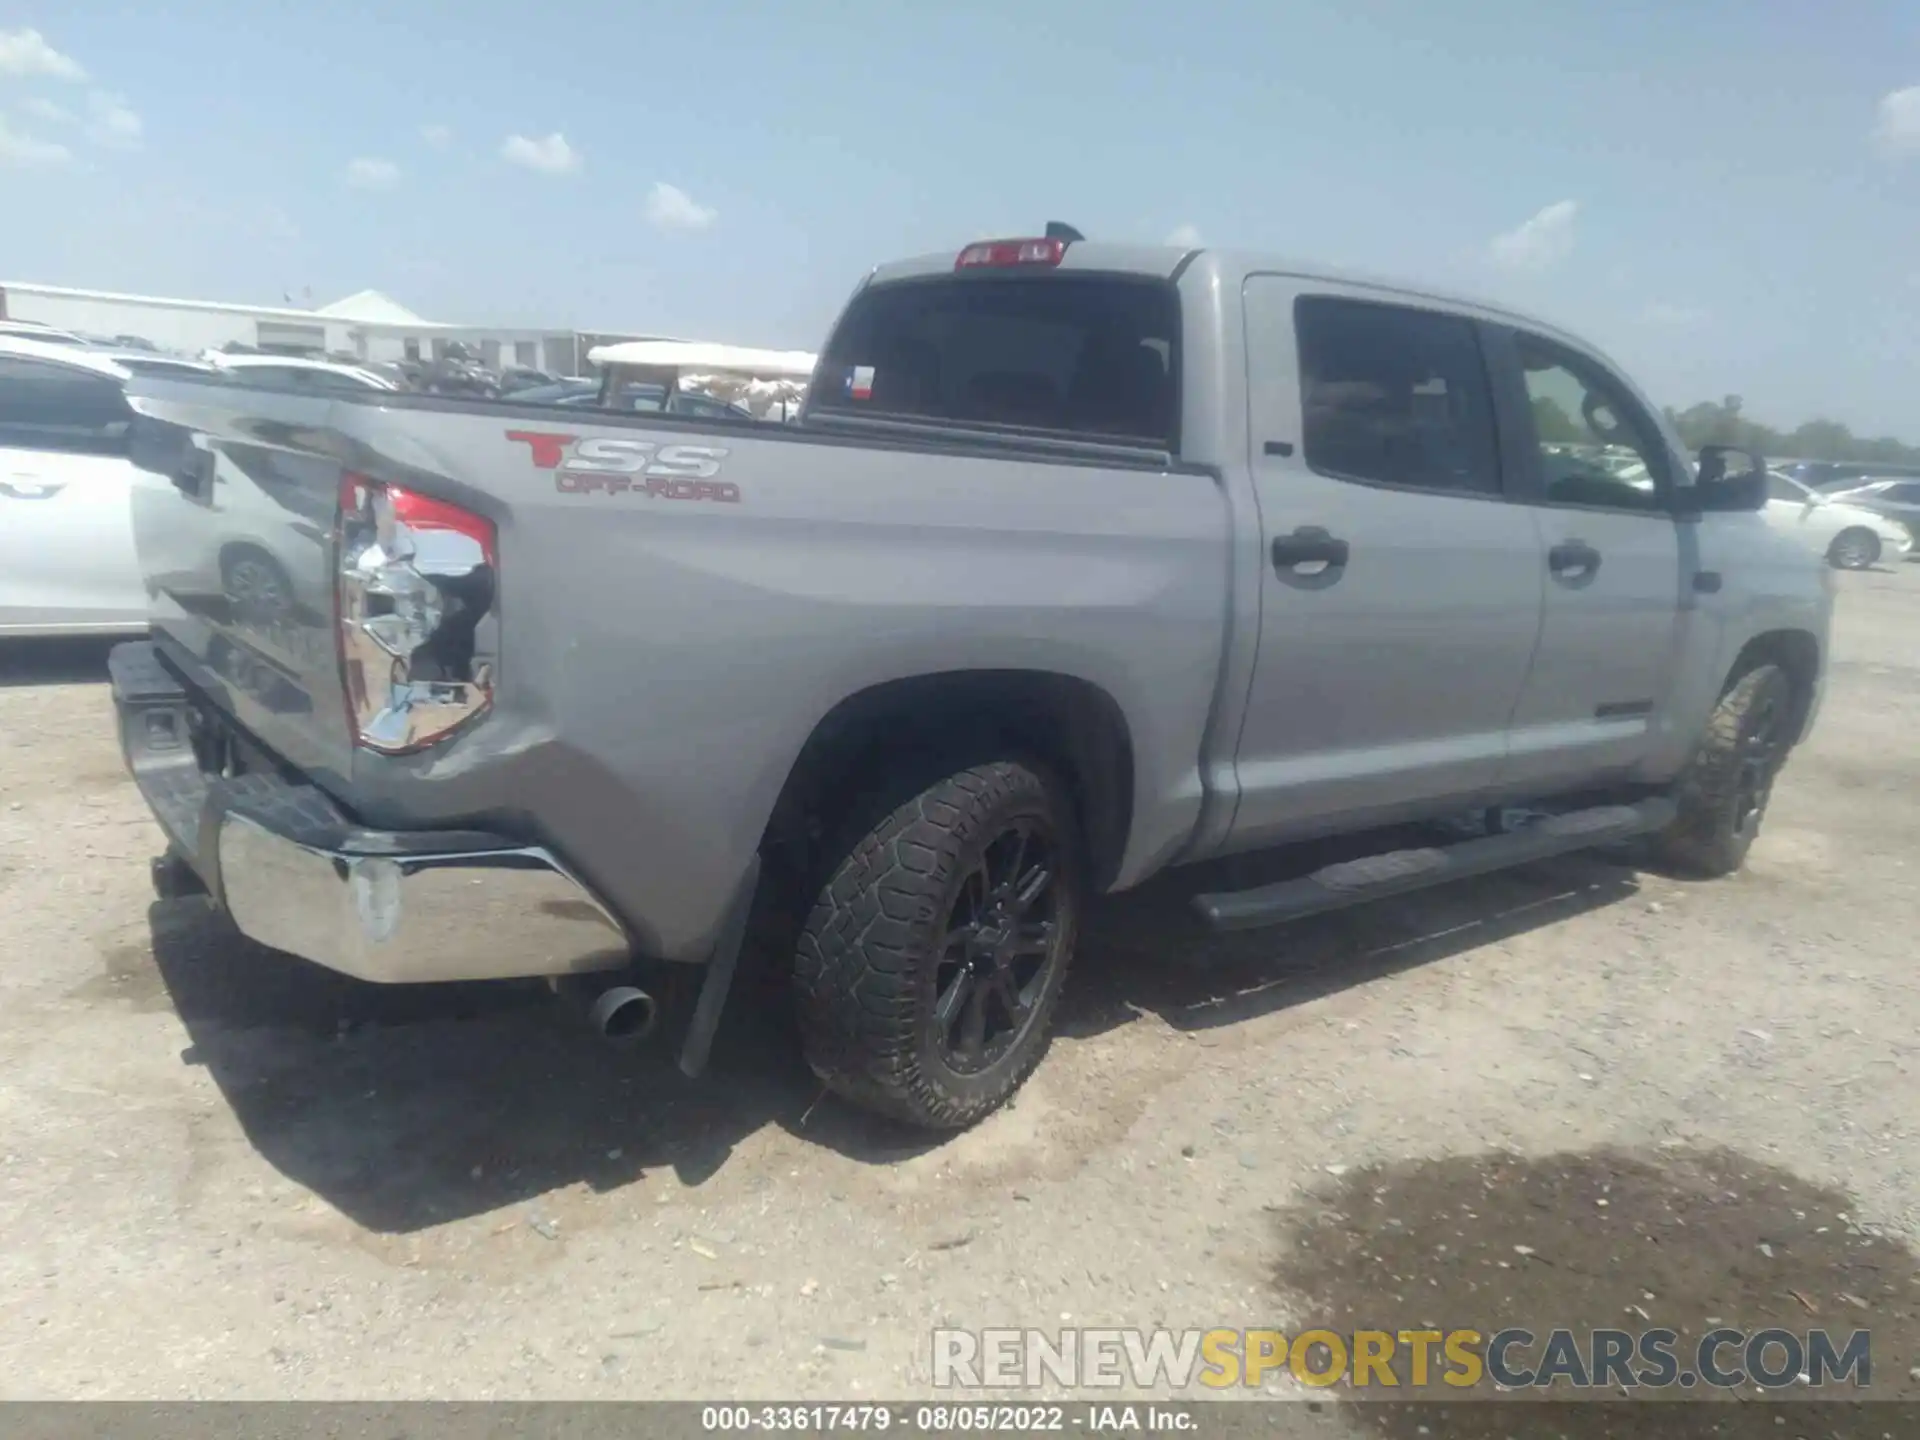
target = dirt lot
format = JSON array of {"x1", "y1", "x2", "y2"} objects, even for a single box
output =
[{"x1": 1, "y1": 567, "x2": 1915, "y2": 1429}]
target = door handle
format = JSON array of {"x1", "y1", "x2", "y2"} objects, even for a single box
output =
[
  {"x1": 1548, "y1": 539, "x2": 1601, "y2": 581},
  {"x1": 1272, "y1": 526, "x2": 1350, "y2": 572}
]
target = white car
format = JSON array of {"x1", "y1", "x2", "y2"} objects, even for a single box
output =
[
  {"x1": 1762, "y1": 470, "x2": 1912, "y2": 570},
  {"x1": 0, "y1": 337, "x2": 152, "y2": 636},
  {"x1": 0, "y1": 320, "x2": 89, "y2": 347},
  {"x1": 0, "y1": 343, "x2": 400, "y2": 638},
  {"x1": 201, "y1": 353, "x2": 400, "y2": 395}
]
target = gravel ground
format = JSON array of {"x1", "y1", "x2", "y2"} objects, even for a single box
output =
[{"x1": 0, "y1": 566, "x2": 1915, "y2": 1431}]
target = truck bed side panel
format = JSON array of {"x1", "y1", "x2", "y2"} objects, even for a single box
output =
[{"x1": 125, "y1": 386, "x2": 1232, "y2": 962}]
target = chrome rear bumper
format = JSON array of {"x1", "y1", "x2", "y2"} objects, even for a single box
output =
[{"x1": 110, "y1": 641, "x2": 630, "y2": 985}]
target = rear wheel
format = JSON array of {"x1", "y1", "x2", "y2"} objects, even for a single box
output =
[
  {"x1": 792, "y1": 759, "x2": 1078, "y2": 1129},
  {"x1": 1652, "y1": 663, "x2": 1794, "y2": 878},
  {"x1": 1827, "y1": 527, "x2": 1880, "y2": 570}
]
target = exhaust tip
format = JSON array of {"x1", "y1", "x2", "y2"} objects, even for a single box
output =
[{"x1": 587, "y1": 985, "x2": 657, "y2": 1044}]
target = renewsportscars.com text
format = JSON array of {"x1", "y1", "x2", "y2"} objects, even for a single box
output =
[{"x1": 931, "y1": 1326, "x2": 1874, "y2": 1392}]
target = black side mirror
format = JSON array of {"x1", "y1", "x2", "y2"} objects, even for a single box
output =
[{"x1": 1692, "y1": 445, "x2": 1769, "y2": 512}]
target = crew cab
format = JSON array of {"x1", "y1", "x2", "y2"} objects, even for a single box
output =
[{"x1": 108, "y1": 231, "x2": 1831, "y2": 1128}]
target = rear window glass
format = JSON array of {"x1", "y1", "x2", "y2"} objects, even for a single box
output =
[{"x1": 811, "y1": 275, "x2": 1179, "y2": 447}]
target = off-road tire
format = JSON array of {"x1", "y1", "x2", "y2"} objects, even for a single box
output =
[
  {"x1": 792, "y1": 759, "x2": 1079, "y2": 1130},
  {"x1": 1826, "y1": 527, "x2": 1880, "y2": 571},
  {"x1": 1652, "y1": 662, "x2": 1794, "y2": 878}
]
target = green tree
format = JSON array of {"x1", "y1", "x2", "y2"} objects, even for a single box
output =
[{"x1": 1667, "y1": 400, "x2": 1917, "y2": 466}]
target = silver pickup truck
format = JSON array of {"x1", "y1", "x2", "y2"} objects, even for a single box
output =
[{"x1": 110, "y1": 230, "x2": 1832, "y2": 1129}]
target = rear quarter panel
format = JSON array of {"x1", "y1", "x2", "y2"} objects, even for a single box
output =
[{"x1": 311, "y1": 405, "x2": 1232, "y2": 961}]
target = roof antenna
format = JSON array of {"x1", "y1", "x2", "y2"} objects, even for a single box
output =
[{"x1": 1044, "y1": 221, "x2": 1084, "y2": 242}]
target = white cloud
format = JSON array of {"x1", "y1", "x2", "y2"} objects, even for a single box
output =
[
  {"x1": 645, "y1": 180, "x2": 716, "y2": 230},
  {"x1": 0, "y1": 27, "x2": 84, "y2": 80},
  {"x1": 0, "y1": 114, "x2": 72, "y2": 166},
  {"x1": 1166, "y1": 223, "x2": 1203, "y2": 247},
  {"x1": 22, "y1": 97, "x2": 74, "y2": 124},
  {"x1": 421, "y1": 123, "x2": 453, "y2": 149},
  {"x1": 1873, "y1": 86, "x2": 1920, "y2": 156},
  {"x1": 1638, "y1": 302, "x2": 1708, "y2": 328},
  {"x1": 84, "y1": 90, "x2": 142, "y2": 148},
  {"x1": 501, "y1": 131, "x2": 581, "y2": 174},
  {"x1": 1489, "y1": 199, "x2": 1578, "y2": 273},
  {"x1": 344, "y1": 156, "x2": 401, "y2": 190}
]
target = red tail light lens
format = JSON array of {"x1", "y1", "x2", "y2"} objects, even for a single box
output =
[
  {"x1": 955, "y1": 237, "x2": 1067, "y2": 270},
  {"x1": 336, "y1": 474, "x2": 497, "y2": 753}
]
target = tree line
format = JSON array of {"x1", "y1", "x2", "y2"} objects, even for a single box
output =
[{"x1": 1660, "y1": 397, "x2": 1919, "y2": 466}]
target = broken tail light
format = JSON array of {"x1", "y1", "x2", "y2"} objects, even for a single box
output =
[{"x1": 336, "y1": 474, "x2": 497, "y2": 753}]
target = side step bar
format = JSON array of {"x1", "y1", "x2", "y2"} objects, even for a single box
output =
[{"x1": 1191, "y1": 797, "x2": 1675, "y2": 933}]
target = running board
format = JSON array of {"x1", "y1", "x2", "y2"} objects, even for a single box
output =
[{"x1": 1191, "y1": 797, "x2": 1676, "y2": 933}]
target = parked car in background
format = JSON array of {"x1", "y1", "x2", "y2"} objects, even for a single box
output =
[
  {"x1": 1779, "y1": 459, "x2": 1920, "y2": 493},
  {"x1": 1818, "y1": 477, "x2": 1920, "y2": 551},
  {"x1": 100, "y1": 353, "x2": 221, "y2": 380},
  {"x1": 497, "y1": 367, "x2": 554, "y2": 393},
  {"x1": 507, "y1": 376, "x2": 754, "y2": 420},
  {"x1": 501, "y1": 377, "x2": 595, "y2": 402},
  {"x1": 0, "y1": 320, "x2": 90, "y2": 347},
  {"x1": 205, "y1": 353, "x2": 401, "y2": 396},
  {"x1": 1763, "y1": 470, "x2": 1913, "y2": 569},
  {"x1": 0, "y1": 337, "x2": 149, "y2": 636}
]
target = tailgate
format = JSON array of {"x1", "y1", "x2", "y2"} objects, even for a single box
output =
[{"x1": 124, "y1": 378, "x2": 361, "y2": 786}]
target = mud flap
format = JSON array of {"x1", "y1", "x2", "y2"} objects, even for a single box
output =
[{"x1": 677, "y1": 854, "x2": 761, "y2": 1079}]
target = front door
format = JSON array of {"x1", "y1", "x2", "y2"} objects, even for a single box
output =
[
  {"x1": 1484, "y1": 326, "x2": 1686, "y2": 789},
  {"x1": 1224, "y1": 280, "x2": 1547, "y2": 849}
]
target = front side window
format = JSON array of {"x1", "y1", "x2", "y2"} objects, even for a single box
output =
[
  {"x1": 1293, "y1": 295, "x2": 1501, "y2": 495},
  {"x1": 1512, "y1": 335, "x2": 1669, "y2": 511},
  {"x1": 811, "y1": 275, "x2": 1179, "y2": 447}
]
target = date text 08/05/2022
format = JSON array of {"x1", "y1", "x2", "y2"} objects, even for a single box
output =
[{"x1": 700, "y1": 1404, "x2": 1196, "y2": 1433}]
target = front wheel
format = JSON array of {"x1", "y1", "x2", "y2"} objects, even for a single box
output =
[
  {"x1": 1827, "y1": 527, "x2": 1880, "y2": 570},
  {"x1": 792, "y1": 759, "x2": 1079, "y2": 1129},
  {"x1": 1652, "y1": 663, "x2": 1794, "y2": 878}
]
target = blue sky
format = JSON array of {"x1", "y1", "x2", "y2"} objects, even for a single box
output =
[{"x1": 3, "y1": 1, "x2": 1918, "y2": 435}]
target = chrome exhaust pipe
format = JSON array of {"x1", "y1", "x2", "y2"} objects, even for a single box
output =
[
  {"x1": 551, "y1": 976, "x2": 659, "y2": 1045},
  {"x1": 587, "y1": 985, "x2": 658, "y2": 1044}
]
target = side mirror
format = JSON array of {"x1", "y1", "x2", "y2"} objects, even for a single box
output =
[{"x1": 1693, "y1": 445, "x2": 1769, "y2": 513}]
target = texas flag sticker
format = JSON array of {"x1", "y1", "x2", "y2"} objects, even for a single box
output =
[{"x1": 847, "y1": 365, "x2": 875, "y2": 400}]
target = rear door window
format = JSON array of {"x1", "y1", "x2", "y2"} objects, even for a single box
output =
[
  {"x1": 1292, "y1": 295, "x2": 1502, "y2": 496},
  {"x1": 811, "y1": 275, "x2": 1179, "y2": 447}
]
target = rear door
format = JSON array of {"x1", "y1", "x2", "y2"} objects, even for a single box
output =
[
  {"x1": 0, "y1": 355, "x2": 146, "y2": 633},
  {"x1": 1482, "y1": 325, "x2": 1687, "y2": 788},
  {"x1": 1869, "y1": 481, "x2": 1920, "y2": 542},
  {"x1": 1224, "y1": 281, "x2": 1546, "y2": 847}
]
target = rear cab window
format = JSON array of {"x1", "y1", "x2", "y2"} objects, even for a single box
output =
[{"x1": 810, "y1": 274, "x2": 1180, "y2": 449}]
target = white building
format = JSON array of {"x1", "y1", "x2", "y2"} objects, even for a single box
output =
[{"x1": 0, "y1": 280, "x2": 674, "y2": 377}]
